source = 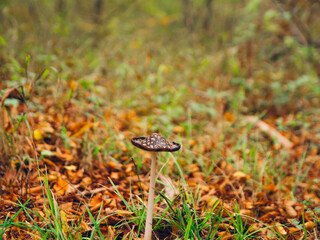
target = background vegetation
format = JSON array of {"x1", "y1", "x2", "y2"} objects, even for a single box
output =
[{"x1": 0, "y1": 0, "x2": 319, "y2": 239}]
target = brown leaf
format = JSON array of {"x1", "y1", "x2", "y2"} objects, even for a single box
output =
[
  {"x1": 233, "y1": 171, "x2": 247, "y2": 181},
  {"x1": 283, "y1": 201, "x2": 297, "y2": 218},
  {"x1": 54, "y1": 178, "x2": 69, "y2": 195},
  {"x1": 275, "y1": 222, "x2": 287, "y2": 235},
  {"x1": 240, "y1": 209, "x2": 254, "y2": 217},
  {"x1": 288, "y1": 227, "x2": 300, "y2": 233},
  {"x1": 70, "y1": 122, "x2": 97, "y2": 138},
  {"x1": 224, "y1": 111, "x2": 236, "y2": 122},
  {"x1": 60, "y1": 202, "x2": 73, "y2": 212},
  {"x1": 110, "y1": 172, "x2": 120, "y2": 180},
  {"x1": 0, "y1": 87, "x2": 24, "y2": 107},
  {"x1": 264, "y1": 184, "x2": 278, "y2": 192},
  {"x1": 54, "y1": 148, "x2": 73, "y2": 161},
  {"x1": 22, "y1": 185, "x2": 43, "y2": 195},
  {"x1": 68, "y1": 79, "x2": 78, "y2": 91},
  {"x1": 173, "y1": 125, "x2": 184, "y2": 134},
  {"x1": 106, "y1": 161, "x2": 120, "y2": 171},
  {"x1": 81, "y1": 176, "x2": 92, "y2": 187},
  {"x1": 304, "y1": 221, "x2": 315, "y2": 230}
]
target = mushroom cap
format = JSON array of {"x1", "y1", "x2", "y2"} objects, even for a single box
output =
[{"x1": 131, "y1": 133, "x2": 181, "y2": 152}]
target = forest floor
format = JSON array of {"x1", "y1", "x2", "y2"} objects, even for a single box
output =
[
  {"x1": 1, "y1": 2, "x2": 320, "y2": 239},
  {"x1": 1, "y1": 61, "x2": 319, "y2": 239}
]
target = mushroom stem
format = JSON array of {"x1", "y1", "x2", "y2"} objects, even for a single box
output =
[{"x1": 144, "y1": 152, "x2": 157, "y2": 240}]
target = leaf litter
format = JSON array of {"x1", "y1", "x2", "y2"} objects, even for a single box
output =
[{"x1": 0, "y1": 72, "x2": 319, "y2": 240}]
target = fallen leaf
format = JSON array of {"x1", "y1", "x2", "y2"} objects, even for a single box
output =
[
  {"x1": 54, "y1": 149, "x2": 73, "y2": 161},
  {"x1": 106, "y1": 161, "x2": 120, "y2": 171},
  {"x1": 288, "y1": 227, "x2": 300, "y2": 233},
  {"x1": 304, "y1": 221, "x2": 315, "y2": 230},
  {"x1": 68, "y1": 79, "x2": 78, "y2": 91},
  {"x1": 22, "y1": 185, "x2": 42, "y2": 195},
  {"x1": 283, "y1": 201, "x2": 297, "y2": 218},
  {"x1": 81, "y1": 176, "x2": 92, "y2": 187},
  {"x1": 264, "y1": 184, "x2": 278, "y2": 192},
  {"x1": 240, "y1": 209, "x2": 254, "y2": 217},
  {"x1": 0, "y1": 87, "x2": 24, "y2": 107},
  {"x1": 54, "y1": 178, "x2": 69, "y2": 195},
  {"x1": 33, "y1": 129, "x2": 43, "y2": 140},
  {"x1": 110, "y1": 172, "x2": 120, "y2": 180},
  {"x1": 188, "y1": 139, "x2": 196, "y2": 147},
  {"x1": 70, "y1": 122, "x2": 95, "y2": 138},
  {"x1": 224, "y1": 112, "x2": 236, "y2": 123},
  {"x1": 233, "y1": 171, "x2": 247, "y2": 181},
  {"x1": 275, "y1": 222, "x2": 287, "y2": 235},
  {"x1": 60, "y1": 202, "x2": 73, "y2": 212},
  {"x1": 89, "y1": 193, "x2": 103, "y2": 208},
  {"x1": 173, "y1": 126, "x2": 184, "y2": 134}
]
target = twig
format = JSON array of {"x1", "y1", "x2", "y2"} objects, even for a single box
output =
[{"x1": 245, "y1": 116, "x2": 293, "y2": 149}]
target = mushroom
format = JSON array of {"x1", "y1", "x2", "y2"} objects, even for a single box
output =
[{"x1": 131, "y1": 133, "x2": 181, "y2": 240}]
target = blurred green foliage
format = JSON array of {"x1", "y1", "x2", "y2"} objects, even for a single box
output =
[{"x1": 0, "y1": 0, "x2": 319, "y2": 116}]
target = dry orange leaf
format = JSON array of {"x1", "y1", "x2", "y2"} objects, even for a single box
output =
[
  {"x1": 288, "y1": 227, "x2": 300, "y2": 233},
  {"x1": 81, "y1": 176, "x2": 92, "y2": 187},
  {"x1": 22, "y1": 185, "x2": 42, "y2": 195},
  {"x1": 224, "y1": 112, "x2": 236, "y2": 122},
  {"x1": 106, "y1": 161, "x2": 120, "y2": 171},
  {"x1": 106, "y1": 198, "x2": 117, "y2": 208},
  {"x1": 206, "y1": 196, "x2": 220, "y2": 208},
  {"x1": 80, "y1": 221, "x2": 91, "y2": 232},
  {"x1": 110, "y1": 172, "x2": 120, "y2": 180},
  {"x1": 304, "y1": 221, "x2": 315, "y2": 230},
  {"x1": 107, "y1": 226, "x2": 115, "y2": 240},
  {"x1": 240, "y1": 209, "x2": 254, "y2": 217},
  {"x1": 33, "y1": 129, "x2": 43, "y2": 141},
  {"x1": 145, "y1": 54, "x2": 152, "y2": 67},
  {"x1": 37, "y1": 121, "x2": 54, "y2": 134},
  {"x1": 54, "y1": 149, "x2": 73, "y2": 161},
  {"x1": 188, "y1": 139, "x2": 196, "y2": 147},
  {"x1": 283, "y1": 201, "x2": 297, "y2": 218},
  {"x1": 233, "y1": 171, "x2": 247, "y2": 181},
  {"x1": 65, "y1": 165, "x2": 77, "y2": 172},
  {"x1": 264, "y1": 184, "x2": 278, "y2": 192},
  {"x1": 54, "y1": 178, "x2": 69, "y2": 195},
  {"x1": 89, "y1": 193, "x2": 103, "y2": 208},
  {"x1": 68, "y1": 79, "x2": 78, "y2": 91},
  {"x1": 60, "y1": 202, "x2": 73, "y2": 212},
  {"x1": 42, "y1": 174, "x2": 58, "y2": 181},
  {"x1": 173, "y1": 126, "x2": 184, "y2": 134},
  {"x1": 90, "y1": 195, "x2": 110, "y2": 211},
  {"x1": 43, "y1": 158, "x2": 59, "y2": 170},
  {"x1": 275, "y1": 222, "x2": 287, "y2": 235},
  {"x1": 71, "y1": 122, "x2": 95, "y2": 138}
]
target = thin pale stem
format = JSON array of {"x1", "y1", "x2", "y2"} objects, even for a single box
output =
[{"x1": 144, "y1": 152, "x2": 157, "y2": 240}]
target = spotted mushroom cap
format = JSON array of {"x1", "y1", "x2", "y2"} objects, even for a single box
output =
[{"x1": 131, "y1": 133, "x2": 181, "y2": 152}]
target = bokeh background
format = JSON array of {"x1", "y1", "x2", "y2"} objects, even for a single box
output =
[{"x1": 1, "y1": 0, "x2": 319, "y2": 117}]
